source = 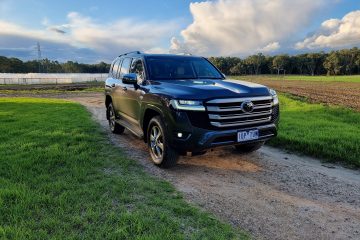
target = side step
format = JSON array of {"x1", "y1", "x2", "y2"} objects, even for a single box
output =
[{"x1": 115, "y1": 119, "x2": 143, "y2": 139}]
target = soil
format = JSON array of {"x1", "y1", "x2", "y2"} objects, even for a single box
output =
[
  {"x1": 246, "y1": 79, "x2": 360, "y2": 111},
  {"x1": 3, "y1": 92, "x2": 360, "y2": 240}
]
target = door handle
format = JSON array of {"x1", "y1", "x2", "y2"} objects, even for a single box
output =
[{"x1": 122, "y1": 86, "x2": 127, "y2": 91}]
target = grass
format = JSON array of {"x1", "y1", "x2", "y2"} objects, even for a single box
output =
[
  {"x1": 232, "y1": 75, "x2": 360, "y2": 82},
  {"x1": 269, "y1": 94, "x2": 360, "y2": 167},
  {"x1": 0, "y1": 87, "x2": 103, "y2": 95},
  {"x1": 0, "y1": 98, "x2": 248, "y2": 240}
]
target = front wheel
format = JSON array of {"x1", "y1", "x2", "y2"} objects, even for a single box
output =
[
  {"x1": 234, "y1": 141, "x2": 264, "y2": 153},
  {"x1": 107, "y1": 103, "x2": 125, "y2": 134},
  {"x1": 147, "y1": 116, "x2": 178, "y2": 168}
]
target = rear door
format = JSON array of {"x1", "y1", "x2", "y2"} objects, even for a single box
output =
[
  {"x1": 114, "y1": 57, "x2": 132, "y2": 120},
  {"x1": 110, "y1": 59, "x2": 122, "y2": 110}
]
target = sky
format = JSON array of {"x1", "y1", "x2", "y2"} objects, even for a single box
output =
[{"x1": 0, "y1": 0, "x2": 359, "y2": 63}]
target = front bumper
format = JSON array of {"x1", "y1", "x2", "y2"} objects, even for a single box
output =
[{"x1": 170, "y1": 123, "x2": 277, "y2": 152}]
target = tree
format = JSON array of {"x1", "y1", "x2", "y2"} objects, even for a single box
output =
[
  {"x1": 230, "y1": 61, "x2": 245, "y2": 75},
  {"x1": 272, "y1": 55, "x2": 289, "y2": 75},
  {"x1": 293, "y1": 54, "x2": 307, "y2": 75},
  {"x1": 245, "y1": 53, "x2": 265, "y2": 75},
  {"x1": 304, "y1": 53, "x2": 324, "y2": 76},
  {"x1": 356, "y1": 55, "x2": 360, "y2": 74},
  {"x1": 324, "y1": 52, "x2": 343, "y2": 76}
]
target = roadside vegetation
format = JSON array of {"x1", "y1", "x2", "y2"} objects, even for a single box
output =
[
  {"x1": 269, "y1": 94, "x2": 360, "y2": 167},
  {"x1": 0, "y1": 98, "x2": 247, "y2": 239}
]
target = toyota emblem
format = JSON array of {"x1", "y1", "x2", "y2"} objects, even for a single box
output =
[{"x1": 241, "y1": 100, "x2": 254, "y2": 113}]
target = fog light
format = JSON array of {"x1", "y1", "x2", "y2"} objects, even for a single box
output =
[{"x1": 177, "y1": 132, "x2": 183, "y2": 138}]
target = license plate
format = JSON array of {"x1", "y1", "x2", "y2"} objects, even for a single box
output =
[{"x1": 237, "y1": 129, "x2": 259, "y2": 142}]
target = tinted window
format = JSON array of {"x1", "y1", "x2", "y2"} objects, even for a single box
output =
[
  {"x1": 119, "y1": 58, "x2": 132, "y2": 78},
  {"x1": 130, "y1": 59, "x2": 145, "y2": 81},
  {"x1": 146, "y1": 56, "x2": 222, "y2": 80}
]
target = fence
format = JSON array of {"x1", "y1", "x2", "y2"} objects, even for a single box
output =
[{"x1": 0, "y1": 73, "x2": 108, "y2": 85}]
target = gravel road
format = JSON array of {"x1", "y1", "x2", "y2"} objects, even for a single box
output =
[{"x1": 35, "y1": 93, "x2": 360, "y2": 239}]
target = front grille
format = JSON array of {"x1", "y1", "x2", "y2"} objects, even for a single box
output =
[{"x1": 205, "y1": 96, "x2": 273, "y2": 128}]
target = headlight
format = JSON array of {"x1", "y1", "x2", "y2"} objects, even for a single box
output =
[
  {"x1": 269, "y1": 89, "x2": 279, "y2": 106},
  {"x1": 170, "y1": 99, "x2": 205, "y2": 111}
]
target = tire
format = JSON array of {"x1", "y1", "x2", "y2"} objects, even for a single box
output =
[
  {"x1": 107, "y1": 103, "x2": 125, "y2": 134},
  {"x1": 234, "y1": 141, "x2": 264, "y2": 153},
  {"x1": 147, "y1": 116, "x2": 179, "y2": 168}
]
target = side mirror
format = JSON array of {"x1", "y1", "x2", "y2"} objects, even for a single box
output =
[{"x1": 122, "y1": 73, "x2": 137, "y2": 84}]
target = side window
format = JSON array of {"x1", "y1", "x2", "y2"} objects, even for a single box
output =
[
  {"x1": 130, "y1": 58, "x2": 144, "y2": 81},
  {"x1": 109, "y1": 62, "x2": 114, "y2": 76},
  {"x1": 112, "y1": 60, "x2": 121, "y2": 78},
  {"x1": 115, "y1": 59, "x2": 123, "y2": 79},
  {"x1": 119, "y1": 57, "x2": 132, "y2": 79}
]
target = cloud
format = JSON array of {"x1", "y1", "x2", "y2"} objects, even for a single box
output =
[
  {"x1": 170, "y1": 0, "x2": 325, "y2": 56},
  {"x1": 0, "y1": 12, "x2": 179, "y2": 62},
  {"x1": 295, "y1": 10, "x2": 360, "y2": 49},
  {"x1": 48, "y1": 27, "x2": 67, "y2": 34},
  {"x1": 257, "y1": 42, "x2": 280, "y2": 52}
]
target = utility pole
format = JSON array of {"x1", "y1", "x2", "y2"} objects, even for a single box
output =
[{"x1": 37, "y1": 42, "x2": 42, "y2": 73}]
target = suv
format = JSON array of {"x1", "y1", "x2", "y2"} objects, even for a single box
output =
[{"x1": 105, "y1": 51, "x2": 279, "y2": 168}]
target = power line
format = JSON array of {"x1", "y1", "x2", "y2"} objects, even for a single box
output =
[{"x1": 37, "y1": 42, "x2": 42, "y2": 73}]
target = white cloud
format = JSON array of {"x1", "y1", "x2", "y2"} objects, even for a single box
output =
[
  {"x1": 170, "y1": 0, "x2": 325, "y2": 56},
  {"x1": 257, "y1": 42, "x2": 280, "y2": 52},
  {"x1": 65, "y1": 12, "x2": 178, "y2": 54},
  {"x1": 295, "y1": 10, "x2": 360, "y2": 49},
  {"x1": 0, "y1": 12, "x2": 179, "y2": 62}
]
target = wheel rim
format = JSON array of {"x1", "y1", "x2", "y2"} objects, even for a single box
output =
[
  {"x1": 149, "y1": 125, "x2": 164, "y2": 163},
  {"x1": 109, "y1": 106, "x2": 115, "y2": 131}
]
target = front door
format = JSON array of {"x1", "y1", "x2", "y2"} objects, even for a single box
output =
[{"x1": 124, "y1": 58, "x2": 145, "y2": 124}]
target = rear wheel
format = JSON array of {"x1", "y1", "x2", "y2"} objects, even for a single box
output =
[
  {"x1": 234, "y1": 142, "x2": 264, "y2": 153},
  {"x1": 107, "y1": 103, "x2": 125, "y2": 134},
  {"x1": 147, "y1": 116, "x2": 178, "y2": 168}
]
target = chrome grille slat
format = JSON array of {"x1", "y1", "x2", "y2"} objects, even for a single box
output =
[
  {"x1": 206, "y1": 96, "x2": 273, "y2": 128},
  {"x1": 207, "y1": 96, "x2": 272, "y2": 104},
  {"x1": 207, "y1": 103, "x2": 272, "y2": 112},
  {"x1": 209, "y1": 110, "x2": 272, "y2": 120},
  {"x1": 210, "y1": 117, "x2": 272, "y2": 127},
  {"x1": 254, "y1": 103, "x2": 273, "y2": 109}
]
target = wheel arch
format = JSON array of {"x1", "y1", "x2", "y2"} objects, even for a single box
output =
[{"x1": 142, "y1": 106, "x2": 164, "y2": 143}]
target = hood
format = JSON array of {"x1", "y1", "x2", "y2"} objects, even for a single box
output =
[{"x1": 150, "y1": 79, "x2": 271, "y2": 100}]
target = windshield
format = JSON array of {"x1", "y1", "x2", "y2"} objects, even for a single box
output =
[{"x1": 145, "y1": 56, "x2": 223, "y2": 80}]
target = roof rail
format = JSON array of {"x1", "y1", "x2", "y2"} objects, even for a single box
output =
[
  {"x1": 119, "y1": 51, "x2": 141, "y2": 57},
  {"x1": 175, "y1": 52, "x2": 192, "y2": 56}
]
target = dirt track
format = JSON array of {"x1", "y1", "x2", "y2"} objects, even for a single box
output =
[{"x1": 65, "y1": 93, "x2": 360, "y2": 240}]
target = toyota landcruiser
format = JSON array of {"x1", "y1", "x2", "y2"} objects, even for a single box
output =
[{"x1": 105, "y1": 51, "x2": 279, "y2": 168}]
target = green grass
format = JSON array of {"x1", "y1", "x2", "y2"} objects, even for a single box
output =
[
  {"x1": 231, "y1": 75, "x2": 360, "y2": 82},
  {"x1": 269, "y1": 95, "x2": 360, "y2": 167},
  {"x1": 0, "y1": 87, "x2": 103, "y2": 94},
  {"x1": 0, "y1": 98, "x2": 248, "y2": 240}
]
